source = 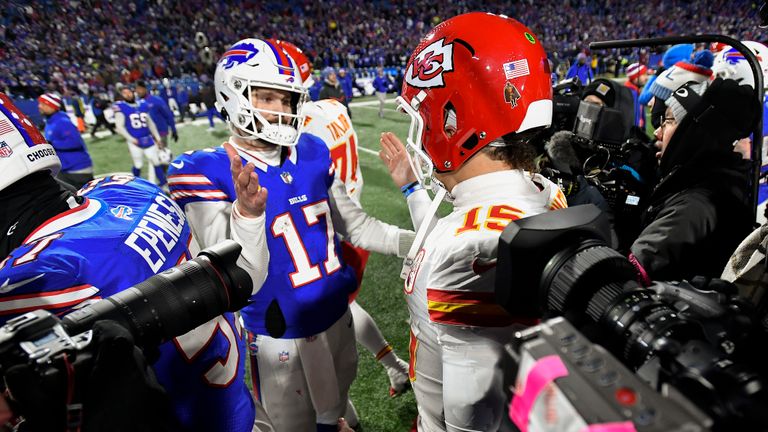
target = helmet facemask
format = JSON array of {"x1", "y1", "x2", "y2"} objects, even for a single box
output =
[{"x1": 225, "y1": 76, "x2": 308, "y2": 147}]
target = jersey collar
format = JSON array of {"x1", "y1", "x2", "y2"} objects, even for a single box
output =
[{"x1": 24, "y1": 197, "x2": 101, "y2": 244}]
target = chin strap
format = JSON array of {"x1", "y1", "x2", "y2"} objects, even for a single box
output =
[{"x1": 400, "y1": 188, "x2": 446, "y2": 279}]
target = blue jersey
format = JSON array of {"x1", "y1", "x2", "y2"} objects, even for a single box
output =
[
  {"x1": 168, "y1": 136, "x2": 357, "y2": 338},
  {"x1": 0, "y1": 176, "x2": 255, "y2": 432},
  {"x1": 113, "y1": 100, "x2": 154, "y2": 148},
  {"x1": 143, "y1": 94, "x2": 176, "y2": 135},
  {"x1": 43, "y1": 111, "x2": 92, "y2": 172}
]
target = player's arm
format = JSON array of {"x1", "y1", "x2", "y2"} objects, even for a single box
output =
[
  {"x1": 328, "y1": 177, "x2": 414, "y2": 257},
  {"x1": 145, "y1": 113, "x2": 162, "y2": 147},
  {"x1": 113, "y1": 111, "x2": 136, "y2": 144}
]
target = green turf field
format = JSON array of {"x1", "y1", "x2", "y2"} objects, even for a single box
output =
[{"x1": 85, "y1": 97, "x2": 418, "y2": 431}]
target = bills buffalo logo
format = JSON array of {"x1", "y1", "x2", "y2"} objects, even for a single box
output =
[
  {"x1": 219, "y1": 42, "x2": 260, "y2": 69},
  {"x1": 405, "y1": 38, "x2": 454, "y2": 88},
  {"x1": 0, "y1": 141, "x2": 11, "y2": 158},
  {"x1": 723, "y1": 47, "x2": 762, "y2": 65}
]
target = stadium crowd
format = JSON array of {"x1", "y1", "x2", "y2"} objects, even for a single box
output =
[{"x1": 0, "y1": 0, "x2": 760, "y2": 99}]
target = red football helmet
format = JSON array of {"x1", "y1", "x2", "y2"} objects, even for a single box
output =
[
  {"x1": 270, "y1": 39, "x2": 313, "y2": 87},
  {"x1": 398, "y1": 12, "x2": 552, "y2": 186}
]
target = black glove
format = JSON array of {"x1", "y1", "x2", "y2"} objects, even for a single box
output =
[{"x1": 171, "y1": 131, "x2": 179, "y2": 142}]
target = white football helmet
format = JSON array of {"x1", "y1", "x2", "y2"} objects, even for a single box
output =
[
  {"x1": 0, "y1": 93, "x2": 60, "y2": 191},
  {"x1": 712, "y1": 41, "x2": 768, "y2": 89},
  {"x1": 214, "y1": 38, "x2": 308, "y2": 146}
]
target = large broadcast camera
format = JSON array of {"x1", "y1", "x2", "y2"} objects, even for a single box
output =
[
  {"x1": 0, "y1": 240, "x2": 252, "y2": 428},
  {"x1": 542, "y1": 79, "x2": 656, "y2": 247},
  {"x1": 495, "y1": 205, "x2": 768, "y2": 431}
]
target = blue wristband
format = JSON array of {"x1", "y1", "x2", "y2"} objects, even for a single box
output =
[{"x1": 402, "y1": 181, "x2": 423, "y2": 198}]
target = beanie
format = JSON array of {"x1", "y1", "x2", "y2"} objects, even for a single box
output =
[
  {"x1": 648, "y1": 60, "x2": 713, "y2": 102},
  {"x1": 665, "y1": 80, "x2": 709, "y2": 124},
  {"x1": 662, "y1": 44, "x2": 694, "y2": 68},
  {"x1": 626, "y1": 63, "x2": 648, "y2": 81},
  {"x1": 38, "y1": 93, "x2": 62, "y2": 110}
]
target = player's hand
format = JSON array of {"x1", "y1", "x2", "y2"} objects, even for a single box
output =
[
  {"x1": 224, "y1": 142, "x2": 267, "y2": 218},
  {"x1": 131, "y1": 138, "x2": 139, "y2": 146},
  {"x1": 338, "y1": 418, "x2": 355, "y2": 432},
  {"x1": 379, "y1": 132, "x2": 417, "y2": 188},
  {"x1": 172, "y1": 131, "x2": 179, "y2": 142}
]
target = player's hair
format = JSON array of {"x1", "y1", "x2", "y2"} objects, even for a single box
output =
[{"x1": 481, "y1": 130, "x2": 539, "y2": 172}]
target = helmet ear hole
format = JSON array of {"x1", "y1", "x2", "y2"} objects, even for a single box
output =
[{"x1": 220, "y1": 107, "x2": 229, "y2": 121}]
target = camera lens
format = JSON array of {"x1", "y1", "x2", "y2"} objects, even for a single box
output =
[{"x1": 61, "y1": 240, "x2": 251, "y2": 346}]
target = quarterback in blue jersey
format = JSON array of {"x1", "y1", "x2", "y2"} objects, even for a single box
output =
[
  {"x1": 168, "y1": 38, "x2": 414, "y2": 432},
  {"x1": 114, "y1": 85, "x2": 167, "y2": 186},
  {"x1": 0, "y1": 93, "x2": 274, "y2": 432}
]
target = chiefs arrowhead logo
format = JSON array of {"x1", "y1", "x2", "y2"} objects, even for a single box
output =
[{"x1": 405, "y1": 38, "x2": 454, "y2": 89}]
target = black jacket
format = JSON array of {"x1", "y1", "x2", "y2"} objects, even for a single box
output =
[
  {"x1": 630, "y1": 79, "x2": 759, "y2": 281},
  {"x1": 318, "y1": 80, "x2": 345, "y2": 103}
]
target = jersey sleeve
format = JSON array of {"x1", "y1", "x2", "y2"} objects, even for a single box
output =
[
  {"x1": 328, "y1": 177, "x2": 414, "y2": 257},
  {"x1": 167, "y1": 149, "x2": 233, "y2": 209},
  {"x1": 0, "y1": 245, "x2": 98, "y2": 324}
]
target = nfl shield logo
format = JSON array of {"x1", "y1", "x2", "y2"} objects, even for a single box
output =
[
  {"x1": 248, "y1": 341, "x2": 259, "y2": 356},
  {"x1": 0, "y1": 142, "x2": 12, "y2": 158},
  {"x1": 280, "y1": 172, "x2": 293, "y2": 184},
  {"x1": 278, "y1": 351, "x2": 290, "y2": 362}
]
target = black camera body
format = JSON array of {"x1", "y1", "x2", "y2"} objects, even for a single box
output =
[
  {"x1": 496, "y1": 205, "x2": 768, "y2": 431},
  {"x1": 0, "y1": 239, "x2": 252, "y2": 421}
]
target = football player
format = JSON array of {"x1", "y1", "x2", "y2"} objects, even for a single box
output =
[
  {"x1": 272, "y1": 39, "x2": 410, "y2": 402},
  {"x1": 379, "y1": 13, "x2": 565, "y2": 431},
  {"x1": 167, "y1": 38, "x2": 414, "y2": 432},
  {"x1": 0, "y1": 92, "x2": 274, "y2": 432},
  {"x1": 113, "y1": 84, "x2": 167, "y2": 186}
]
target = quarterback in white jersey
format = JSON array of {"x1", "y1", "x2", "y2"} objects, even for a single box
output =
[{"x1": 380, "y1": 13, "x2": 563, "y2": 432}]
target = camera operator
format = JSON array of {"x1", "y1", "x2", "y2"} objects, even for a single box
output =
[
  {"x1": 379, "y1": 13, "x2": 566, "y2": 431},
  {"x1": 630, "y1": 78, "x2": 759, "y2": 283},
  {"x1": 0, "y1": 93, "x2": 273, "y2": 431}
]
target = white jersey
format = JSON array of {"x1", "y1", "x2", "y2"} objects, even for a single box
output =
[
  {"x1": 303, "y1": 99, "x2": 364, "y2": 204},
  {"x1": 404, "y1": 170, "x2": 567, "y2": 335},
  {"x1": 403, "y1": 170, "x2": 567, "y2": 431}
]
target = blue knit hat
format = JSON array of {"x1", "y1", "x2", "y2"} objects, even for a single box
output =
[{"x1": 662, "y1": 44, "x2": 694, "y2": 68}]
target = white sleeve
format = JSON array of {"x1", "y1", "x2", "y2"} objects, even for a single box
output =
[
  {"x1": 113, "y1": 111, "x2": 133, "y2": 142},
  {"x1": 185, "y1": 200, "x2": 268, "y2": 295},
  {"x1": 405, "y1": 188, "x2": 433, "y2": 230},
  {"x1": 328, "y1": 177, "x2": 414, "y2": 257}
]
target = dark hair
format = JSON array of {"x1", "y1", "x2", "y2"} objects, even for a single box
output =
[{"x1": 481, "y1": 131, "x2": 539, "y2": 172}]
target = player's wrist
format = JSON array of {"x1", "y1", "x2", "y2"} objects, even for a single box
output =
[{"x1": 401, "y1": 181, "x2": 422, "y2": 198}]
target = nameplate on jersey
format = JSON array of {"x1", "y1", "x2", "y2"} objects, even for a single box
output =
[{"x1": 125, "y1": 194, "x2": 187, "y2": 272}]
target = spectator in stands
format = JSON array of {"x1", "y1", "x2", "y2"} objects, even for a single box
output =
[
  {"x1": 372, "y1": 67, "x2": 391, "y2": 118},
  {"x1": 566, "y1": 52, "x2": 594, "y2": 85},
  {"x1": 319, "y1": 67, "x2": 346, "y2": 104},
  {"x1": 309, "y1": 70, "x2": 324, "y2": 101},
  {"x1": 37, "y1": 93, "x2": 94, "y2": 188},
  {"x1": 136, "y1": 80, "x2": 178, "y2": 149}
]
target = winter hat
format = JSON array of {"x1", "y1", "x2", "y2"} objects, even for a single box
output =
[
  {"x1": 661, "y1": 44, "x2": 694, "y2": 68},
  {"x1": 626, "y1": 63, "x2": 648, "y2": 81},
  {"x1": 37, "y1": 93, "x2": 62, "y2": 110},
  {"x1": 692, "y1": 50, "x2": 715, "y2": 69},
  {"x1": 648, "y1": 60, "x2": 713, "y2": 102},
  {"x1": 665, "y1": 80, "x2": 709, "y2": 124},
  {"x1": 582, "y1": 79, "x2": 616, "y2": 107}
]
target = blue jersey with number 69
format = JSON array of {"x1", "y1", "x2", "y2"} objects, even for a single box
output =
[
  {"x1": 168, "y1": 135, "x2": 357, "y2": 338},
  {"x1": 0, "y1": 176, "x2": 256, "y2": 432},
  {"x1": 114, "y1": 100, "x2": 154, "y2": 148}
]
